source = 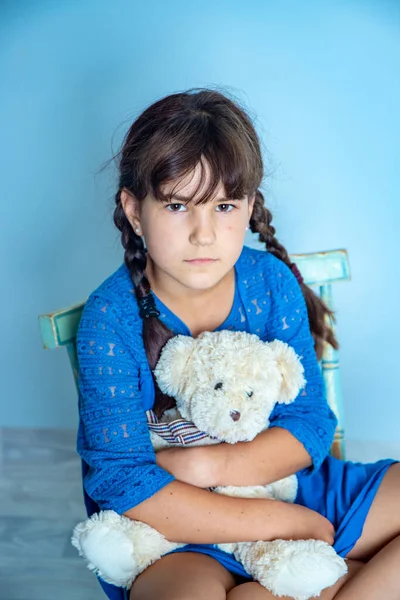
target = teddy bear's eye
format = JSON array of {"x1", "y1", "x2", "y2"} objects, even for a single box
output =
[
  {"x1": 246, "y1": 390, "x2": 253, "y2": 398},
  {"x1": 214, "y1": 382, "x2": 223, "y2": 390}
]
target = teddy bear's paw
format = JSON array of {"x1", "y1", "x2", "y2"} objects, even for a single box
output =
[
  {"x1": 237, "y1": 539, "x2": 347, "y2": 600},
  {"x1": 71, "y1": 510, "x2": 180, "y2": 588}
]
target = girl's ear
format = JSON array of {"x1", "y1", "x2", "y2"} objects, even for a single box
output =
[
  {"x1": 266, "y1": 340, "x2": 306, "y2": 404},
  {"x1": 153, "y1": 335, "x2": 195, "y2": 397},
  {"x1": 248, "y1": 193, "x2": 256, "y2": 220},
  {"x1": 120, "y1": 188, "x2": 141, "y2": 229}
]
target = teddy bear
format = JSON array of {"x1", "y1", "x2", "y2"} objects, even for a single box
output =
[{"x1": 72, "y1": 330, "x2": 347, "y2": 600}]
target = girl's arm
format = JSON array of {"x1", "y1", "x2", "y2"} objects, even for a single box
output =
[
  {"x1": 76, "y1": 292, "x2": 175, "y2": 516},
  {"x1": 122, "y1": 479, "x2": 334, "y2": 545},
  {"x1": 155, "y1": 425, "x2": 312, "y2": 488},
  {"x1": 216, "y1": 426, "x2": 313, "y2": 486}
]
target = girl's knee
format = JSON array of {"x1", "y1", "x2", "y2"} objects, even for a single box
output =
[
  {"x1": 129, "y1": 552, "x2": 236, "y2": 600},
  {"x1": 227, "y1": 582, "x2": 273, "y2": 599}
]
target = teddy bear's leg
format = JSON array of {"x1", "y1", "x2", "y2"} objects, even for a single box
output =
[
  {"x1": 71, "y1": 510, "x2": 184, "y2": 589},
  {"x1": 233, "y1": 539, "x2": 348, "y2": 600}
]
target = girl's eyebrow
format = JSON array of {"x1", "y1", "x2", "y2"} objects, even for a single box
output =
[{"x1": 167, "y1": 193, "x2": 241, "y2": 203}]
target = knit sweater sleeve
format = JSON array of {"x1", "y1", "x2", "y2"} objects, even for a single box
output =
[
  {"x1": 265, "y1": 254, "x2": 338, "y2": 473},
  {"x1": 76, "y1": 292, "x2": 175, "y2": 515}
]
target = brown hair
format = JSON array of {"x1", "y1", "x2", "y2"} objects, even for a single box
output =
[{"x1": 112, "y1": 88, "x2": 338, "y2": 417}]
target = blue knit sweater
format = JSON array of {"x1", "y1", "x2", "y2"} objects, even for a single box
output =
[{"x1": 76, "y1": 245, "x2": 337, "y2": 516}]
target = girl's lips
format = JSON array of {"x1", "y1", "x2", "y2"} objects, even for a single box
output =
[{"x1": 185, "y1": 259, "x2": 217, "y2": 264}]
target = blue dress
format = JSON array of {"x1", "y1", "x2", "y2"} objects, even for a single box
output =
[{"x1": 75, "y1": 246, "x2": 398, "y2": 600}]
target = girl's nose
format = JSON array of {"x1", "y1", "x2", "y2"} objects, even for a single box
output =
[{"x1": 189, "y1": 213, "x2": 216, "y2": 245}]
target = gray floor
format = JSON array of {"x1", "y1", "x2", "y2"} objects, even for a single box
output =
[
  {"x1": 1, "y1": 429, "x2": 399, "y2": 600},
  {"x1": 0, "y1": 428, "x2": 103, "y2": 600}
]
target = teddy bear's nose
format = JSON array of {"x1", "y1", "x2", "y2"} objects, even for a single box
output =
[{"x1": 230, "y1": 410, "x2": 241, "y2": 422}]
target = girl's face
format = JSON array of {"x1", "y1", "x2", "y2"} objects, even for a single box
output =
[{"x1": 121, "y1": 161, "x2": 255, "y2": 297}]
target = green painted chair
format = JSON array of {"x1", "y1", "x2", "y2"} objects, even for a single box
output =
[{"x1": 38, "y1": 249, "x2": 350, "y2": 460}]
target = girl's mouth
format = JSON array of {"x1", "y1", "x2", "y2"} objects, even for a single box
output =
[{"x1": 185, "y1": 258, "x2": 217, "y2": 264}]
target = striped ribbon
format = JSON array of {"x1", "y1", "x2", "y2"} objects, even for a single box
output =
[{"x1": 145, "y1": 409, "x2": 215, "y2": 446}]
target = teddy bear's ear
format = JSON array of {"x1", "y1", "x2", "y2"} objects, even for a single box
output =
[
  {"x1": 153, "y1": 335, "x2": 195, "y2": 397},
  {"x1": 267, "y1": 339, "x2": 306, "y2": 404}
]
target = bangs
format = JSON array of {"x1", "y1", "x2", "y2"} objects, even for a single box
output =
[
  {"x1": 138, "y1": 110, "x2": 261, "y2": 205},
  {"x1": 153, "y1": 154, "x2": 249, "y2": 206}
]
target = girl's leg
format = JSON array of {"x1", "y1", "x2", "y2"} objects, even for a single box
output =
[
  {"x1": 346, "y1": 462, "x2": 400, "y2": 561},
  {"x1": 334, "y1": 535, "x2": 400, "y2": 599},
  {"x1": 330, "y1": 462, "x2": 400, "y2": 599},
  {"x1": 226, "y1": 560, "x2": 364, "y2": 600},
  {"x1": 129, "y1": 552, "x2": 237, "y2": 600}
]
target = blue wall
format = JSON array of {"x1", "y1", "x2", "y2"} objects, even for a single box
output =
[{"x1": 1, "y1": 0, "x2": 399, "y2": 447}]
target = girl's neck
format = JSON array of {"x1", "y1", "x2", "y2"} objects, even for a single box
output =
[{"x1": 144, "y1": 253, "x2": 236, "y2": 337}]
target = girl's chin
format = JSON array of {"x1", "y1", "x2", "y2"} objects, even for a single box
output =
[{"x1": 179, "y1": 272, "x2": 224, "y2": 291}]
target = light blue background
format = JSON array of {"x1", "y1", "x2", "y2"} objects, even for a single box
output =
[{"x1": 1, "y1": 1, "x2": 399, "y2": 449}]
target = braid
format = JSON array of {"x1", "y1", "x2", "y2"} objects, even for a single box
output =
[
  {"x1": 250, "y1": 190, "x2": 339, "y2": 360},
  {"x1": 114, "y1": 190, "x2": 176, "y2": 417}
]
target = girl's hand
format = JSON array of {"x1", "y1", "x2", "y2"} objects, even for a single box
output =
[
  {"x1": 287, "y1": 504, "x2": 335, "y2": 545},
  {"x1": 156, "y1": 445, "x2": 224, "y2": 488}
]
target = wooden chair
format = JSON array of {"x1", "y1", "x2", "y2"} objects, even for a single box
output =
[{"x1": 38, "y1": 249, "x2": 351, "y2": 460}]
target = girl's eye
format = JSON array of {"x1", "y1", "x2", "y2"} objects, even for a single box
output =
[
  {"x1": 216, "y1": 204, "x2": 234, "y2": 213},
  {"x1": 166, "y1": 203, "x2": 186, "y2": 212},
  {"x1": 246, "y1": 391, "x2": 253, "y2": 398}
]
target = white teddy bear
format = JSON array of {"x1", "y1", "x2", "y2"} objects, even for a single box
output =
[{"x1": 72, "y1": 330, "x2": 347, "y2": 600}]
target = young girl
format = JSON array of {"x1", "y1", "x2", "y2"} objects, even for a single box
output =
[{"x1": 76, "y1": 88, "x2": 399, "y2": 600}]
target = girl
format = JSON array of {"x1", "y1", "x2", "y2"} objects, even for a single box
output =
[{"x1": 76, "y1": 88, "x2": 399, "y2": 600}]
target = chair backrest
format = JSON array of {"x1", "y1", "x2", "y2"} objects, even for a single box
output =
[{"x1": 38, "y1": 248, "x2": 350, "y2": 460}]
